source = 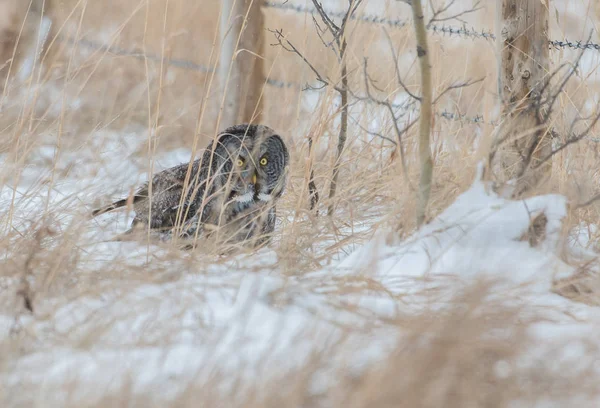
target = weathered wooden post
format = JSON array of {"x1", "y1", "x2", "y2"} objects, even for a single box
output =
[
  {"x1": 493, "y1": 0, "x2": 550, "y2": 197},
  {"x1": 0, "y1": 0, "x2": 52, "y2": 93},
  {"x1": 219, "y1": 0, "x2": 264, "y2": 126},
  {"x1": 0, "y1": 1, "x2": 18, "y2": 75}
]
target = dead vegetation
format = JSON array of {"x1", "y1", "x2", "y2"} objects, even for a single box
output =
[{"x1": 1, "y1": 0, "x2": 600, "y2": 406}]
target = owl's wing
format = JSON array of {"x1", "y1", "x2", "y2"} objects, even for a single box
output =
[
  {"x1": 90, "y1": 167, "x2": 168, "y2": 218},
  {"x1": 139, "y1": 161, "x2": 211, "y2": 230},
  {"x1": 90, "y1": 187, "x2": 148, "y2": 218},
  {"x1": 93, "y1": 160, "x2": 202, "y2": 223}
]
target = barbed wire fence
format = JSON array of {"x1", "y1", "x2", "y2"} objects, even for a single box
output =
[{"x1": 57, "y1": 0, "x2": 600, "y2": 134}]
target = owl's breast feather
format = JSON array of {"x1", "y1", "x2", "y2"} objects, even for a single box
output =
[
  {"x1": 257, "y1": 193, "x2": 272, "y2": 202},
  {"x1": 232, "y1": 192, "x2": 254, "y2": 204}
]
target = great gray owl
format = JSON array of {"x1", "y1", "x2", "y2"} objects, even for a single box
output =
[{"x1": 91, "y1": 124, "x2": 290, "y2": 248}]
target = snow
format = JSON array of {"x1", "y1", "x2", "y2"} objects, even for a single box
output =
[
  {"x1": 2, "y1": 158, "x2": 600, "y2": 404},
  {"x1": 2, "y1": 1, "x2": 600, "y2": 404}
]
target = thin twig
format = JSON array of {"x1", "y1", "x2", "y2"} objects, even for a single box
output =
[
  {"x1": 433, "y1": 77, "x2": 485, "y2": 104},
  {"x1": 348, "y1": 115, "x2": 398, "y2": 146},
  {"x1": 382, "y1": 28, "x2": 420, "y2": 101},
  {"x1": 357, "y1": 59, "x2": 416, "y2": 192},
  {"x1": 574, "y1": 192, "x2": 600, "y2": 210},
  {"x1": 269, "y1": 28, "x2": 331, "y2": 88},
  {"x1": 327, "y1": 36, "x2": 349, "y2": 216},
  {"x1": 307, "y1": 136, "x2": 320, "y2": 213},
  {"x1": 533, "y1": 110, "x2": 600, "y2": 169},
  {"x1": 427, "y1": 0, "x2": 482, "y2": 28}
]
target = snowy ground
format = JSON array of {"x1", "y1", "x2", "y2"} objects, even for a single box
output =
[
  {"x1": 1, "y1": 0, "x2": 600, "y2": 406},
  {"x1": 2, "y1": 153, "x2": 600, "y2": 405}
]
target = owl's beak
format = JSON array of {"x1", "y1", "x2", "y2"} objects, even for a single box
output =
[{"x1": 251, "y1": 172, "x2": 257, "y2": 185}]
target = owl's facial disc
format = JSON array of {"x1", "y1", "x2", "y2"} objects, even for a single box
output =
[
  {"x1": 227, "y1": 154, "x2": 260, "y2": 204},
  {"x1": 224, "y1": 138, "x2": 281, "y2": 204}
]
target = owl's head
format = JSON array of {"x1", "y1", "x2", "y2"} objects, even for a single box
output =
[{"x1": 208, "y1": 124, "x2": 289, "y2": 205}]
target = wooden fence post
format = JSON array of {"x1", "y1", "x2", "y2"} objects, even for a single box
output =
[
  {"x1": 0, "y1": 0, "x2": 52, "y2": 92},
  {"x1": 219, "y1": 0, "x2": 264, "y2": 126},
  {"x1": 493, "y1": 0, "x2": 550, "y2": 197}
]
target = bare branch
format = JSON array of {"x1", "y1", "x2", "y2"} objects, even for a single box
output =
[
  {"x1": 383, "y1": 28, "x2": 421, "y2": 101},
  {"x1": 312, "y1": 15, "x2": 338, "y2": 57},
  {"x1": 269, "y1": 28, "x2": 331, "y2": 87},
  {"x1": 339, "y1": 0, "x2": 364, "y2": 38},
  {"x1": 575, "y1": 191, "x2": 600, "y2": 210},
  {"x1": 348, "y1": 114, "x2": 398, "y2": 146},
  {"x1": 328, "y1": 37, "x2": 349, "y2": 216},
  {"x1": 310, "y1": 1, "x2": 340, "y2": 36},
  {"x1": 307, "y1": 135, "x2": 320, "y2": 213},
  {"x1": 427, "y1": 0, "x2": 482, "y2": 28},
  {"x1": 539, "y1": 35, "x2": 589, "y2": 122},
  {"x1": 533, "y1": 109, "x2": 600, "y2": 169},
  {"x1": 434, "y1": 77, "x2": 485, "y2": 104},
  {"x1": 355, "y1": 59, "x2": 416, "y2": 192}
]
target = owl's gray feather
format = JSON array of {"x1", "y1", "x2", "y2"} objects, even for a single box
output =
[{"x1": 91, "y1": 124, "x2": 289, "y2": 248}]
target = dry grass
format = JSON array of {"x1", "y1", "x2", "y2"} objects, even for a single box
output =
[
  {"x1": 4, "y1": 283, "x2": 600, "y2": 407},
  {"x1": 1, "y1": 0, "x2": 600, "y2": 406}
]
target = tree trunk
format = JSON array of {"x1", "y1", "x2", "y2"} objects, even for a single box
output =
[
  {"x1": 219, "y1": 0, "x2": 264, "y2": 127},
  {"x1": 492, "y1": 0, "x2": 550, "y2": 197},
  {"x1": 411, "y1": 0, "x2": 433, "y2": 226}
]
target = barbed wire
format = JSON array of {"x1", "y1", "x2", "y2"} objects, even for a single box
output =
[
  {"x1": 263, "y1": 1, "x2": 410, "y2": 28},
  {"x1": 262, "y1": 1, "x2": 496, "y2": 41},
  {"x1": 438, "y1": 110, "x2": 497, "y2": 126},
  {"x1": 55, "y1": 6, "x2": 600, "y2": 137},
  {"x1": 267, "y1": 76, "x2": 502, "y2": 126},
  {"x1": 62, "y1": 3, "x2": 600, "y2": 78},
  {"x1": 58, "y1": 35, "x2": 538, "y2": 130},
  {"x1": 264, "y1": 1, "x2": 600, "y2": 50},
  {"x1": 266, "y1": 76, "x2": 600, "y2": 143},
  {"x1": 429, "y1": 24, "x2": 495, "y2": 41},
  {"x1": 549, "y1": 39, "x2": 600, "y2": 51},
  {"x1": 265, "y1": 77, "x2": 415, "y2": 110},
  {"x1": 62, "y1": 35, "x2": 216, "y2": 73},
  {"x1": 55, "y1": 35, "x2": 600, "y2": 143}
]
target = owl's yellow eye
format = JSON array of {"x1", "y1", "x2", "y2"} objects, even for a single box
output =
[
  {"x1": 259, "y1": 157, "x2": 268, "y2": 166},
  {"x1": 236, "y1": 158, "x2": 244, "y2": 167}
]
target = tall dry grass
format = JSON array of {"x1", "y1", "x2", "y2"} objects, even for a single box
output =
[
  {"x1": 4, "y1": 283, "x2": 600, "y2": 407},
  {"x1": 1, "y1": 0, "x2": 600, "y2": 406}
]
